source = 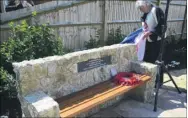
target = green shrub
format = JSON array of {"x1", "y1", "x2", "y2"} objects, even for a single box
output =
[
  {"x1": 0, "y1": 67, "x2": 17, "y2": 97},
  {"x1": 0, "y1": 19, "x2": 63, "y2": 74},
  {"x1": 84, "y1": 27, "x2": 126, "y2": 49},
  {"x1": 165, "y1": 28, "x2": 177, "y2": 45},
  {"x1": 105, "y1": 26, "x2": 125, "y2": 46},
  {"x1": 84, "y1": 35, "x2": 101, "y2": 49},
  {"x1": 84, "y1": 30, "x2": 101, "y2": 49}
]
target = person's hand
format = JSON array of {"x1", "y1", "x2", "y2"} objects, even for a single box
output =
[
  {"x1": 142, "y1": 22, "x2": 148, "y2": 30},
  {"x1": 143, "y1": 31, "x2": 152, "y2": 39}
]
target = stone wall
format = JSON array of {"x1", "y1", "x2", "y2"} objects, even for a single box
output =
[{"x1": 12, "y1": 44, "x2": 157, "y2": 117}]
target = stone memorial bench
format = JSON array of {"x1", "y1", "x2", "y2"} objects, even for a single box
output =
[{"x1": 13, "y1": 44, "x2": 157, "y2": 117}]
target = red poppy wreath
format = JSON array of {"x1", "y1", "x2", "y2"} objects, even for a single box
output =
[{"x1": 114, "y1": 72, "x2": 141, "y2": 86}]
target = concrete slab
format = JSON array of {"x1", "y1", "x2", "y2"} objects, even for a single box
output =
[
  {"x1": 150, "y1": 89, "x2": 187, "y2": 117},
  {"x1": 113, "y1": 100, "x2": 173, "y2": 117},
  {"x1": 91, "y1": 108, "x2": 122, "y2": 118},
  {"x1": 155, "y1": 89, "x2": 187, "y2": 110}
]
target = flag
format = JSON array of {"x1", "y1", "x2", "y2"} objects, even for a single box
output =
[{"x1": 120, "y1": 28, "x2": 146, "y2": 61}]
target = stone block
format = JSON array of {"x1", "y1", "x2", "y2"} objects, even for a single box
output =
[
  {"x1": 20, "y1": 91, "x2": 60, "y2": 117},
  {"x1": 129, "y1": 61, "x2": 158, "y2": 103}
]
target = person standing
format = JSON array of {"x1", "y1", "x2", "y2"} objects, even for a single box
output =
[{"x1": 136, "y1": 0, "x2": 165, "y2": 63}]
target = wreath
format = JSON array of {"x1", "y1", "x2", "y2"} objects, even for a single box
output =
[{"x1": 113, "y1": 72, "x2": 141, "y2": 86}]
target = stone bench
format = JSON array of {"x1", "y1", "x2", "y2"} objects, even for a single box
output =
[{"x1": 13, "y1": 44, "x2": 157, "y2": 117}]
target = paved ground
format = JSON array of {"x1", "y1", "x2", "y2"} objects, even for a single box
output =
[
  {"x1": 163, "y1": 69, "x2": 186, "y2": 92},
  {"x1": 91, "y1": 69, "x2": 187, "y2": 117}
]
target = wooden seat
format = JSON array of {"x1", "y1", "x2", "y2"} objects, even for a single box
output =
[{"x1": 55, "y1": 74, "x2": 151, "y2": 118}]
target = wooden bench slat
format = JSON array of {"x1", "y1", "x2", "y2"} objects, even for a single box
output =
[
  {"x1": 60, "y1": 82, "x2": 122, "y2": 113},
  {"x1": 56, "y1": 81, "x2": 114, "y2": 109},
  {"x1": 58, "y1": 75, "x2": 150, "y2": 118}
]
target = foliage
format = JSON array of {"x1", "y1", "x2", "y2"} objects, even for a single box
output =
[
  {"x1": 84, "y1": 27, "x2": 125, "y2": 49},
  {"x1": 63, "y1": 48, "x2": 74, "y2": 53},
  {"x1": 165, "y1": 28, "x2": 178, "y2": 45},
  {"x1": 0, "y1": 67, "x2": 17, "y2": 97},
  {"x1": 105, "y1": 26, "x2": 125, "y2": 46},
  {"x1": 84, "y1": 29, "x2": 101, "y2": 49},
  {"x1": 0, "y1": 18, "x2": 63, "y2": 74}
]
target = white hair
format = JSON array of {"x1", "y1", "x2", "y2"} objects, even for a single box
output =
[{"x1": 136, "y1": 0, "x2": 154, "y2": 9}]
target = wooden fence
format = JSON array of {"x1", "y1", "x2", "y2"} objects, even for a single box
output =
[{"x1": 0, "y1": 0, "x2": 187, "y2": 50}]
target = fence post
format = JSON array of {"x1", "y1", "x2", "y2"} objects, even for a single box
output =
[
  {"x1": 180, "y1": 5, "x2": 187, "y2": 39},
  {"x1": 55, "y1": 0, "x2": 60, "y2": 41},
  {"x1": 1, "y1": 0, "x2": 6, "y2": 13},
  {"x1": 100, "y1": 0, "x2": 107, "y2": 46}
]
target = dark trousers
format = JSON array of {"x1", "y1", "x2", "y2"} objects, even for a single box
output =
[
  {"x1": 144, "y1": 40, "x2": 164, "y2": 85},
  {"x1": 144, "y1": 40, "x2": 161, "y2": 63}
]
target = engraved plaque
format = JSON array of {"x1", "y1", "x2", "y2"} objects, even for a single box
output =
[{"x1": 77, "y1": 56, "x2": 112, "y2": 72}]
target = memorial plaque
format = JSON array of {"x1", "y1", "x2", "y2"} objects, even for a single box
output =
[{"x1": 77, "y1": 56, "x2": 112, "y2": 72}]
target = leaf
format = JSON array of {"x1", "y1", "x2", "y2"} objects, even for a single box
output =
[{"x1": 32, "y1": 11, "x2": 37, "y2": 17}]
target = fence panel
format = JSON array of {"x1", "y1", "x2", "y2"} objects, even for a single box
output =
[{"x1": 0, "y1": 1, "x2": 186, "y2": 50}]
